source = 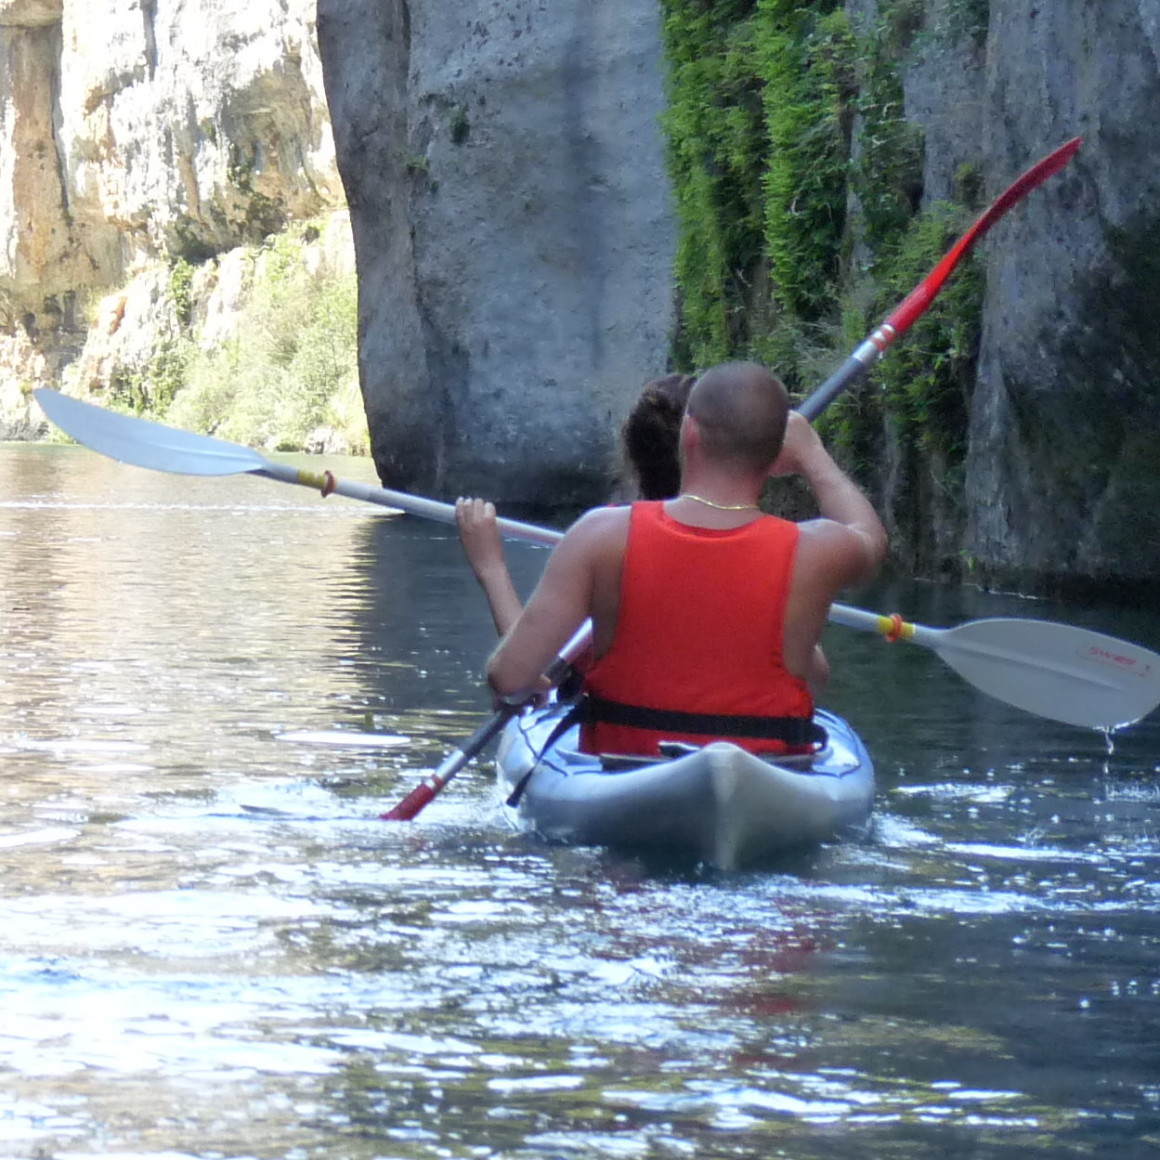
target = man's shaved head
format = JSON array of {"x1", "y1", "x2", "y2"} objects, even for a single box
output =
[{"x1": 685, "y1": 362, "x2": 791, "y2": 473}]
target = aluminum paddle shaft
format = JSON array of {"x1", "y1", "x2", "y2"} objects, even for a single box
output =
[{"x1": 380, "y1": 626, "x2": 590, "y2": 820}]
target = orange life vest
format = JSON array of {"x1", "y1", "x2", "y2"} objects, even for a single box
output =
[{"x1": 580, "y1": 502, "x2": 816, "y2": 757}]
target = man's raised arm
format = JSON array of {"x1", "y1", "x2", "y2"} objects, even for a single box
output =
[{"x1": 773, "y1": 412, "x2": 887, "y2": 585}]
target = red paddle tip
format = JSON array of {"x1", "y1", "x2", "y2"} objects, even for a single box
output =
[
  {"x1": 884, "y1": 136, "x2": 1083, "y2": 338},
  {"x1": 1037, "y1": 135, "x2": 1082, "y2": 177},
  {"x1": 381, "y1": 782, "x2": 437, "y2": 821}
]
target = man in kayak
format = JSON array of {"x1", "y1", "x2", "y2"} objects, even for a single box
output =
[{"x1": 484, "y1": 360, "x2": 888, "y2": 757}]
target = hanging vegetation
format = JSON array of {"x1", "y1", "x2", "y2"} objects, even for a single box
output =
[{"x1": 658, "y1": 0, "x2": 989, "y2": 575}]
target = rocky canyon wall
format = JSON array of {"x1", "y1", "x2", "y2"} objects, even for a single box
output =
[
  {"x1": 853, "y1": 0, "x2": 1160, "y2": 594},
  {"x1": 316, "y1": 0, "x2": 677, "y2": 508},
  {"x1": 0, "y1": 0, "x2": 345, "y2": 436},
  {"x1": 6, "y1": 0, "x2": 1158, "y2": 594},
  {"x1": 962, "y1": 0, "x2": 1160, "y2": 594}
]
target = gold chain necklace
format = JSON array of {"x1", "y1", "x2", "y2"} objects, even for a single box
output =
[{"x1": 678, "y1": 493, "x2": 759, "y2": 512}]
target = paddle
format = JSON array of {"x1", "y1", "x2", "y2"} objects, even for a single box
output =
[
  {"x1": 826, "y1": 605, "x2": 1160, "y2": 731},
  {"x1": 381, "y1": 629, "x2": 588, "y2": 820},
  {"x1": 35, "y1": 137, "x2": 1089, "y2": 813},
  {"x1": 796, "y1": 135, "x2": 1082, "y2": 419},
  {"x1": 382, "y1": 705, "x2": 519, "y2": 821},
  {"x1": 34, "y1": 384, "x2": 1160, "y2": 734},
  {"x1": 32, "y1": 390, "x2": 563, "y2": 549}
]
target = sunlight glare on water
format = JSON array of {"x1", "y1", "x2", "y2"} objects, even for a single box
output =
[{"x1": 0, "y1": 443, "x2": 1159, "y2": 1159}]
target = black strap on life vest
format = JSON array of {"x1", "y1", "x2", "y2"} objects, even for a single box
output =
[
  {"x1": 583, "y1": 694, "x2": 828, "y2": 748},
  {"x1": 504, "y1": 695, "x2": 827, "y2": 809}
]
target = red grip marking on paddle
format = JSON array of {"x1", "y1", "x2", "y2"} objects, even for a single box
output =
[
  {"x1": 320, "y1": 470, "x2": 337, "y2": 498},
  {"x1": 884, "y1": 613, "x2": 905, "y2": 644}
]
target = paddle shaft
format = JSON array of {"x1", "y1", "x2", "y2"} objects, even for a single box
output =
[
  {"x1": 257, "y1": 462, "x2": 562, "y2": 548},
  {"x1": 796, "y1": 136, "x2": 1081, "y2": 420},
  {"x1": 381, "y1": 626, "x2": 590, "y2": 820},
  {"x1": 381, "y1": 706, "x2": 518, "y2": 820}
]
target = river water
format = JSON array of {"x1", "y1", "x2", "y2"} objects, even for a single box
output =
[{"x1": 1, "y1": 442, "x2": 1158, "y2": 1160}]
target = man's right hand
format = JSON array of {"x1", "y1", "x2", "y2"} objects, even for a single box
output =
[{"x1": 769, "y1": 411, "x2": 826, "y2": 478}]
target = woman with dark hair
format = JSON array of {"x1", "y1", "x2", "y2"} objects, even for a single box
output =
[
  {"x1": 615, "y1": 372, "x2": 696, "y2": 501},
  {"x1": 455, "y1": 374, "x2": 695, "y2": 637}
]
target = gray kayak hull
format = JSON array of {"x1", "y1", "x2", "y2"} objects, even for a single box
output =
[{"x1": 495, "y1": 705, "x2": 874, "y2": 869}]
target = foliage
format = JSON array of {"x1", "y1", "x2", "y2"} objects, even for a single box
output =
[
  {"x1": 941, "y1": 0, "x2": 990, "y2": 47},
  {"x1": 116, "y1": 220, "x2": 366, "y2": 454},
  {"x1": 659, "y1": 0, "x2": 992, "y2": 573},
  {"x1": 166, "y1": 227, "x2": 363, "y2": 452},
  {"x1": 660, "y1": 1, "x2": 768, "y2": 368},
  {"x1": 109, "y1": 336, "x2": 193, "y2": 417},
  {"x1": 850, "y1": 27, "x2": 924, "y2": 257},
  {"x1": 659, "y1": 1, "x2": 854, "y2": 388},
  {"x1": 756, "y1": 2, "x2": 854, "y2": 324},
  {"x1": 871, "y1": 202, "x2": 983, "y2": 460},
  {"x1": 168, "y1": 259, "x2": 195, "y2": 328}
]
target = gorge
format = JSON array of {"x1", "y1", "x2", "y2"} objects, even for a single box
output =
[{"x1": 2, "y1": 0, "x2": 1159, "y2": 597}]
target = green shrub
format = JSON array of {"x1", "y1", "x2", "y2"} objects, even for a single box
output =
[
  {"x1": 166, "y1": 229, "x2": 363, "y2": 452},
  {"x1": 115, "y1": 220, "x2": 366, "y2": 454}
]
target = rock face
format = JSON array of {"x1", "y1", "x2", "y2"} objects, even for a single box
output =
[
  {"x1": 317, "y1": 0, "x2": 676, "y2": 508},
  {"x1": 6, "y1": 0, "x2": 1153, "y2": 593},
  {"x1": 894, "y1": 0, "x2": 1160, "y2": 594},
  {"x1": 964, "y1": 0, "x2": 1160, "y2": 594},
  {"x1": 0, "y1": 0, "x2": 342, "y2": 434}
]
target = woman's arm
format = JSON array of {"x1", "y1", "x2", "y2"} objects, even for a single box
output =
[{"x1": 455, "y1": 497, "x2": 524, "y2": 637}]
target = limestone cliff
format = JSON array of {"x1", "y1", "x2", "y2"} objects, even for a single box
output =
[
  {"x1": 316, "y1": 0, "x2": 676, "y2": 509},
  {"x1": 963, "y1": 0, "x2": 1160, "y2": 594},
  {"x1": 645, "y1": 0, "x2": 1160, "y2": 597},
  {"x1": 883, "y1": 0, "x2": 1160, "y2": 593},
  {"x1": 8, "y1": 0, "x2": 1158, "y2": 595},
  {"x1": 0, "y1": 0, "x2": 346, "y2": 439}
]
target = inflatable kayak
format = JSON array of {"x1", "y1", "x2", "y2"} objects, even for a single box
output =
[{"x1": 495, "y1": 703, "x2": 874, "y2": 869}]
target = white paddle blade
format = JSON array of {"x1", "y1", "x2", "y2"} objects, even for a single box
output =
[
  {"x1": 35, "y1": 388, "x2": 268, "y2": 476},
  {"x1": 929, "y1": 618, "x2": 1160, "y2": 730}
]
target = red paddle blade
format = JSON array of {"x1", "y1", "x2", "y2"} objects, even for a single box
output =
[
  {"x1": 886, "y1": 137, "x2": 1082, "y2": 337},
  {"x1": 382, "y1": 781, "x2": 439, "y2": 821}
]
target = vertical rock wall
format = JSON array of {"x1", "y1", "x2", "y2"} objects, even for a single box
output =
[
  {"x1": 318, "y1": 0, "x2": 676, "y2": 508},
  {"x1": 864, "y1": 0, "x2": 1160, "y2": 594},
  {"x1": 964, "y1": 0, "x2": 1160, "y2": 593}
]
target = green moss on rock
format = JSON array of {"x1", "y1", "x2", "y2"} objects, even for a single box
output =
[{"x1": 659, "y1": 0, "x2": 988, "y2": 577}]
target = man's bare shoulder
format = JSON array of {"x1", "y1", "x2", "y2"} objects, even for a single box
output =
[
  {"x1": 545, "y1": 504, "x2": 632, "y2": 576},
  {"x1": 563, "y1": 503, "x2": 632, "y2": 542},
  {"x1": 795, "y1": 516, "x2": 883, "y2": 585}
]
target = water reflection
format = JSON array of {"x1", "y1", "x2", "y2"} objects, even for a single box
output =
[{"x1": 0, "y1": 444, "x2": 1158, "y2": 1158}]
